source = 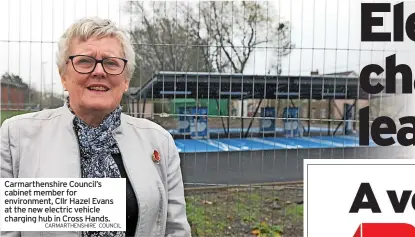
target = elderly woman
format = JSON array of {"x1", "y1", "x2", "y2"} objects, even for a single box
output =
[{"x1": 1, "y1": 17, "x2": 191, "y2": 237}]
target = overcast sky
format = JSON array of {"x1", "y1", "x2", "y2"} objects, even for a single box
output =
[{"x1": 0, "y1": 0, "x2": 413, "y2": 96}]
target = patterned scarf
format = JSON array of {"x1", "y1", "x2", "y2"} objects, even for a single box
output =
[{"x1": 66, "y1": 97, "x2": 125, "y2": 237}]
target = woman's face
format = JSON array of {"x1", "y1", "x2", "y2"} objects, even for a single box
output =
[{"x1": 61, "y1": 36, "x2": 129, "y2": 114}]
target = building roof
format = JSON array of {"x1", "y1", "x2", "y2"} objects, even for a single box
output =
[
  {"x1": 322, "y1": 70, "x2": 358, "y2": 77},
  {"x1": 0, "y1": 79, "x2": 27, "y2": 89},
  {"x1": 127, "y1": 71, "x2": 386, "y2": 100}
]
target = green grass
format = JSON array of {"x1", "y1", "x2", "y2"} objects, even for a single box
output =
[
  {"x1": 1, "y1": 110, "x2": 31, "y2": 124},
  {"x1": 285, "y1": 204, "x2": 303, "y2": 217},
  {"x1": 185, "y1": 186, "x2": 303, "y2": 237}
]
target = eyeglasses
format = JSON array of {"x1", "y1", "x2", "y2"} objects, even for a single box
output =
[{"x1": 68, "y1": 55, "x2": 128, "y2": 75}]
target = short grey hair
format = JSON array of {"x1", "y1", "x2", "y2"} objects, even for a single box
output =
[{"x1": 56, "y1": 17, "x2": 136, "y2": 80}]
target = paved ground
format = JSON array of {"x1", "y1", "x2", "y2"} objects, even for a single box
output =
[
  {"x1": 180, "y1": 146, "x2": 413, "y2": 187},
  {"x1": 174, "y1": 135, "x2": 374, "y2": 153}
]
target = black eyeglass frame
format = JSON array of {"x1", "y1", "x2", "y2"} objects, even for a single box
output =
[{"x1": 67, "y1": 55, "x2": 128, "y2": 75}]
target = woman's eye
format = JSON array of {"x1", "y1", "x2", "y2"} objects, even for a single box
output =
[
  {"x1": 104, "y1": 60, "x2": 120, "y2": 67},
  {"x1": 77, "y1": 59, "x2": 92, "y2": 64}
]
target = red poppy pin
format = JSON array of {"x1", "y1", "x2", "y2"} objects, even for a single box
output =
[{"x1": 152, "y1": 150, "x2": 160, "y2": 164}]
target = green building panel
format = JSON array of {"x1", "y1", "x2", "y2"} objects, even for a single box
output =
[{"x1": 170, "y1": 98, "x2": 229, "y2": 117}]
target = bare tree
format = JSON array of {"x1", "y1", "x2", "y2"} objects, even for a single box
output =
[
  {"x1": 126, "y1": 2, "x2": 214, "y2": 87},
  {"x1": 181, "y1": 1, "x2": 294, "y2": 73},
  {"x1": 124, "y1": 1, "x2": 294, "y2": 86},
  {"x1": 269, "y1": 22, "x2": 293, "y2": 75}
]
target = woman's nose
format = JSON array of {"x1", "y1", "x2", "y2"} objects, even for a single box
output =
[{"x1": 91, "y1": 62, "x2": 106, "y2": 77}]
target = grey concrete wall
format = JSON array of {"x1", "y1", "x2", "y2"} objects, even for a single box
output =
[{"x1": 180, "y1": 146, "x2": 413, "y2": 187}]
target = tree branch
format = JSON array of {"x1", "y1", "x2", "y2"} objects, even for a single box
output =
[{"x1": 212, "y1": 2, "x2": 239, "y2": 72}]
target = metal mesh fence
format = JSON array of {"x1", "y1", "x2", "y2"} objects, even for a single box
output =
[{"x1": 1, "y1": 0, "x2": 413, "y2": 236}]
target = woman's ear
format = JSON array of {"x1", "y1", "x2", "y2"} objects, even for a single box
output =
[
  {"x1": 124, "y1": 79, "x2": 130, "y2": 92},
  {"x1": 60, "y1": 74, "x2": 68, "y2": 91}
]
